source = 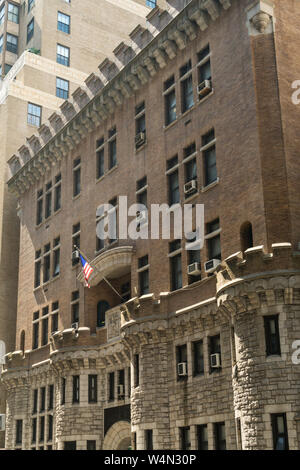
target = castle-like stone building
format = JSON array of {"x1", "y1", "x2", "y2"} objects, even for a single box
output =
[{"x1": 2, "y1": 0, "x2": 300, "y2": 450}]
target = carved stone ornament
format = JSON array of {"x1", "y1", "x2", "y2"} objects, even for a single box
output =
[{"x1": 251, "y1": 11, "x2": 271, "y2": 33}]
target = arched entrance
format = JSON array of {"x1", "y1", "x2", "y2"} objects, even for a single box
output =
[{"x1": 102, "y1": 421, "x2": 131, "y2": 450}]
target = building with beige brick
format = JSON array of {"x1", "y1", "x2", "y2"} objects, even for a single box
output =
[
  {"x1": 0, "y1": 0, "x2": 159, "y2": 448},
  {"x1": 2, "y1": 0, "x2": 300, "y2": 451}
]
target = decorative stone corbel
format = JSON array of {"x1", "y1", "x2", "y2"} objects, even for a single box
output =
[{"x1": 246, "y1": 1, "x2": 275, "y2": 36}]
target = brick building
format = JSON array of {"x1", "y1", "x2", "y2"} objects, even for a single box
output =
[
  {"x1": 0, "y1": 0, "x2": 155, "y2": 448},
  {"x1": 2, "y1": 0, "x2": 300, "y2": 450}
]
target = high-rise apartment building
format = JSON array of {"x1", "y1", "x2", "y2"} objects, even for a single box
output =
[
  {"x1": 2, "y1": 0, "x2": 300, "y2": 451},
  {"x1": 0, "y1": 0, "x2": 160, "y2": 448}
]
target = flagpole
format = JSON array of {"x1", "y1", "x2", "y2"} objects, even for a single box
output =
[{"x1": 73, "y1": 245, "x2": 124, "y2": 301}]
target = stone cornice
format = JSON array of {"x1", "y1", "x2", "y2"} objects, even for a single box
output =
[{"x1": 8, "y1": 0, "x2": 233, "y2": 197}]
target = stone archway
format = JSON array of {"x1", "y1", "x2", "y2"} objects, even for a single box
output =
[{"x1": 102, "y1": 421, "x2": 131, "y2": 450}]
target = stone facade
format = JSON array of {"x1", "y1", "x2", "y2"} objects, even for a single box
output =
[{"x1": 2, "y1": 0, "x2": 300, "y2": 451}]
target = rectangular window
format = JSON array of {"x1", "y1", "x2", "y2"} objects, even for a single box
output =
[
  {"x1": 180, "y1": 60, "x2": 193, "y2": 113},
  {"x1": 16, "y1": 420, "x2": 23, "y2": 445},
  {"x1": 39, "y1": 416, "x2": 45, "y2": 443},
  {"x1": 61, "y1": 378, "x2": 66, "y2": 405},
  {"x1": 168, "y1": 170, "x2": 180, "y2": 205},
  {"x1": 71, "y1": 290, "x2": 80, "y2": 324},
  {"x1": 170, "y1": 241, "x2": 182, "y2": 292},
  {"x1": 72, "y1": 223, "x2": 80, "y2": 265},
  {"x1": 54, "y1": 174, "x2": 62, "y2": 212},
  {"x1": 58, "y1": 12, "x2": 70, "y2": 34},
  {"x1": 271, "y1": 413, "x2": 289, "y2": 450},
  {"x1": 134, "y1": 354, "x2": 139, "y2": 387},
  {"x1": 180, "y1": 427, "x2": 191, "y2": 450},
  {"x1": 48, "y1": 415, "x2": 53, "y2": 442},
  {"x1": 202, "y1": 129, "x2": 217, "y2": 187},
  {"x1": 184, "y1": 157, "x2": 197, "y2": 189},
  {"x1": 73, "y1": 158, "x2": 81, "y2": 197},
  {"x1": 264, "y1": 315, "x2": 281, "y2": 356},
  {"x1": 197, "y1": 45, "x2": 212, "y2": 100},
  {"x1": 207, "y1": 218, "x2": 221, "y2": 262},
  {"x1": 51, "y1": 301, "x2": 59, "y2": 334},
  {"x1": 36, "y1": 189, "x2": 43, "y2": 225},
  {"x1": 87, "y1": 440, "x2": 96, "y2": 450},
  {"x1": 96, "y1": 140, "x2": 105, "y2": 179},
  {"x1": 56, "y1": 77, "x2": 69, "y2": 99},
  {"x1": 209, "y1": 334, "x2": 221, "y2": 372},
  {"x1": 176, "y1": 344, "x2": 187, "y2": 380},
  {"x1": 40, "y1": 386, "x2": 46, "y2": 412},
  {"x1": 57, "y1": 44, "x2": 70, "y2": 66},
  {"x1": 145, "y1": 430, "x2": 153, "y2": 450},
  {"x1": 135, "y1": 102, "x2": 146, "y2": 149},
  {"x1": 45, "y1": 181, "x2": 52, "y2": 219},
  {"x1": 27, "y1": 18, "x2": 34, "y2": 43},
  {"x1": 146, "y1": 0, "x2": 156, "y2": 7},
  {"x1": 108, "y1": 372, "x2": 115, "y2": 401},
  {"x1": 164, "y1": 76, "x2": 176, "y2": 126},
  {"x1": 28, "y1": 0, "x2": 35, "y2": 12},
  {"x1": 197, "y1": 424, "x2": 208, "y2": 450},
  {"x1": 28, "y1": 103, "x2": 41, "y2": 127},
  {"x1": 64, "y1": 441, "x2": 76, "y2": 450},
  {"x1": 32, "y1": 312, "x2": 39, "y2": 349},
  {"x1": 43, "y1": 244, "x2": 51, "y2": 283},
  {"x1": 193, "y1": 340, "x2": 204, "y2": 376},
  {"x1": 6, "y1": 33, "x2": 18, "y2": 54},
  {"x1": 32, "y1": 418, "x2": 37, "y2": 444},
  {"x1": 0, "y1": 5, "x2": 5, "y2": 25},
  {"x1": 34, "y1": 250, "x2": 42, "y2": 288},
  {"x1": 214, "y1": 422, "x2": 226, "y2": 450},
  {"x1": 0, "y1": 35, "x2": 3, "y2": 53},
  {"x1": 88, "y1": 375, "x2": 98, "y2": 403},
  {"x1": 72, "y1": 375, "x2": 80, "y2": 404},
  {"x1": 53, "y1": 237, "x2": 60, "y2": 278},
  {"x1": 32, "y1": 389, "x2": 38, "y2": 414},
  {"x1": 8, "y1": 3, "x2": 19, "y2": 24},
  {"x1": 41, "y1": 308, "x2": 48, "y2": 346},
  {"x1": 138, "y1": 255, "x2": 149, "y2": 296},
  {"x1": 108, "y1": 138, "x2": 117, "y2": 170},
  {"x1": 48, "y1": 385, "x2": 54, "y2": 411}
]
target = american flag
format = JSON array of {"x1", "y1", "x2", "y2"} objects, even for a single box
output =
[{"x1": 80, "y1": 254, "x2": 94, "y2": 288}]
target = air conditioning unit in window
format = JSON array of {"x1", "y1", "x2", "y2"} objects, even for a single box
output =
[
  {"x1": 136, "y1": 210, "x2": 148, "y2": 225},
  {"x1": 197, "y1": 79, "x2": 212, "y2": 97},
  {"x1": 71, "y1": 322, "x2": 79, "y2": 331},
  {"x1": 135, "y1": 132, "x2": 146, "y2": 148},
  {"x1": 72, "y1": 250, "x2": 80, "y2": 262},
  {"x1": 187, "y1": 262, "x2": 201, "y2": 276},
  {"x1": 177, "y1": 362, "x2": 188, "y2": 377},
  {"x1": 117, "y1": 385, "x2": 124, "y2": 397},
  {"x1": 210, "y1": 353, "x2": 221, "y2": 369},
  {"x1": 184, "y1": 180, "x2": 197, "y2": 195},
  {"x1": 0, "y1": 414, "x2": 5, "y2": 432},
  {"x1": 204, "y1": 259, "x2": 221, "y2": 274}
]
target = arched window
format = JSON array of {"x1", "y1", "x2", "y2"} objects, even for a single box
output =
[
  {"x1": 20, "y1": 331, "x2": 25, "y2": 355},
  {"x1": 0, "y1": 340, "x2": 6, "y2": 365},
  {"x1": 240, "y1": 222, "x2": 253, "y2": 252},
  {"x1": 97, "y1": 301, "x2": 110, "y2": 328}
]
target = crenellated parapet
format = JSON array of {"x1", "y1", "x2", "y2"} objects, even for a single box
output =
[{"x1": 7, "y1": 0, "x2": 234, "y2": 197}]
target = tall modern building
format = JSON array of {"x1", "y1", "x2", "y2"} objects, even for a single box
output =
[
  {"x1": 2, "y1": 0, "x2": 300, "y2": 451},
  {"x1": 0, "y1": 0, "x2": 161, "y2": 448}
]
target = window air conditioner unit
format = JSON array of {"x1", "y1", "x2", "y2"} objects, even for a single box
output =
[
  {"x1": 197, "y1": 79, "x2": 212, "y2": 97},
  {"x1": 71, "y1": 322, "x2": 79, "y2": 330},
  {"x1": 0, "y1": 414, "x2": 5, "y2": 432},
  {"x1": 204, "y1": 259, "x2": 221, "y2": 273},
  {"x1": 210, "y1": 353, "x2": 221, "y2": 369},
  {"x1": 72, "y1": 250, "x2": 80, "y2": 262},
  {"x1": 135, "y1": 132, "x2": 146, "y2": 148},
  {"x1": 177, "y1": 362, "x2": 188, "y2": 377},
  {"x1": 136, "y1": 210, "x2": 148, "y2": 225},
  {"x1": 184, "y1": 180, "x2": 197, "y2": 195},
  {"x1": 187, "y1": 262, "x2": 201, "y2": 276},
  {"x1": 117, "y1": 385, "x2": 124, "y2": 397}
]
